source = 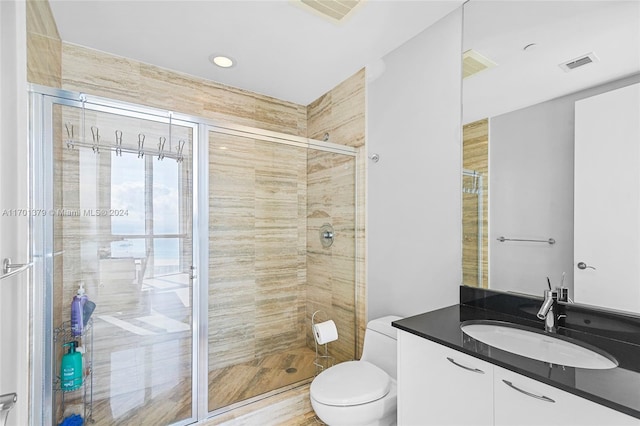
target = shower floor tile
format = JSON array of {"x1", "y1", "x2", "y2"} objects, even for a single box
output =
[{"x1": 209, "y1": 346, "x2": 317, "y2": 411}]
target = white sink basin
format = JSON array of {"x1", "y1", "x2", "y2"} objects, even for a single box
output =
[{"x1": 461, "y1": 320, "x2": 618, "y2": 370}]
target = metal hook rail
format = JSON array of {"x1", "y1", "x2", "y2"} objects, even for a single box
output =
[
  {"x1": 64, "y1": 123, "x2": 187, "y2": 162},
  {"x1": 497, "y1": 236, "x2": 556, "y2": 245}
]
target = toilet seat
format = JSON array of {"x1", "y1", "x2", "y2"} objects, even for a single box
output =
[{"x1": 310, "y1": 361, "x2": 391, "y2": 407}]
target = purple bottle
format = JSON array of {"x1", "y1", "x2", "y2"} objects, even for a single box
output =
[{"x1": 70, "y1": 282, "x2": 88, "y2": 336}]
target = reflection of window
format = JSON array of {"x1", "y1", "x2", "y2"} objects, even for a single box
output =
[
  {"x1": 111, "y1": 153, "x2": 145, "y2": 236},
  {"x1": 109, "y1": 151, "x2": 184, "y2": 276},
  {"x1": 153, "y1": 158, "x2": 180, "y2": 235}
]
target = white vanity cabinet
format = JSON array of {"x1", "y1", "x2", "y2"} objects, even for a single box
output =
[
  {"x1": 397, "y1": 331, "x2": 494, "y2": 426},
  {"x1": 397, "y1": 330, "x2": 640, "y2": 426},
  {"x1": 495, "y1": 367, "x2": 639, "y2": 426}
]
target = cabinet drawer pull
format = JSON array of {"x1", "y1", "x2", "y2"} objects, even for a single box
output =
[
  {"x1": 502, "y1": 380, "x2": 555, "y2": 403},
  {"x1": 446, "y1": 357, "x2": 485, "y2": 374}
]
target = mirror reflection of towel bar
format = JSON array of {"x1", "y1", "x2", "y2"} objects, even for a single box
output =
[{"x1": 497, "y1": 236, "x2": 556, "y2": 245}]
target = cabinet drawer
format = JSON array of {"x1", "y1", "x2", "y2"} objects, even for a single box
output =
[
  {"x1": 495, "y1": 367, "x2": 639, "y2": 426},
  {"x1": 398, "y1": 331, "x2": 493, "y2": 426}
]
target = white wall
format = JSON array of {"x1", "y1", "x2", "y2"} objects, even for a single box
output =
[
  {"x1": 367, "y1": 8, "x2": 463, "y2": 320},
  {"x1": 489, "y1": 74, "x2": 640, "y2": 297},
  {"x1": 0, "y1": 1, "x2": 29, "y2": 425}
]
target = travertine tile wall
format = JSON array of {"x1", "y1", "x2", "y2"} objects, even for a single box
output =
[
  {"x1": 60, "y1": 44, "x2": 307, "y2": 136},
  {"x1": 306, "y1": 69, "x2": 366, "y2": 358},
  {"x1": 306, "y1": 150, "x2": 357, "y2": 363},
  {"x1": 208, "y1": 132, "x2": 308, "y2": 370},
  {"x1": 462, "y1": 118, "x2": 489, "y2": 288},
  {"x1": 59, "y1": 43, "x2": 367, "y2": 360},
  {"x1": 26, "y1": 0, "x2": 61, "y2": 87}
]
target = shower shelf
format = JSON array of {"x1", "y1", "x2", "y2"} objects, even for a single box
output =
[{"x1": 53, "y1": 319, "x2": 94, "y2": 423}]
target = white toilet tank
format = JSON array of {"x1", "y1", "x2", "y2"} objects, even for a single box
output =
[{"x1": 360, "y1": 315, "x2": 402, "y2": 379}]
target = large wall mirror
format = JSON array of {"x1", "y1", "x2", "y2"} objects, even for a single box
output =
[{"x1": 462, "y1": 1, "x2": 640, "y2": 314}]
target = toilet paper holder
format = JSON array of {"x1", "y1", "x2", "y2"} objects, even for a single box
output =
[{"x1": 312, "y1": 310, "x2": 335, "y2": 374}]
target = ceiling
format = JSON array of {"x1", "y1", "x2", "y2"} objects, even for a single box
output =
[
  {"x1": 49, "y1": 0, "x2": 463, "y2": 106},
  {"x1": 463, "y1": 1, "x2": 640, "y2": 124}
]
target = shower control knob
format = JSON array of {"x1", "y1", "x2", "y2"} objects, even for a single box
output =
[{"x1": 577, "y1": 262, "x2": 596, "y2": 270}]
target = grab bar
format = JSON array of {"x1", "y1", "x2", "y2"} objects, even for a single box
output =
[
  {"x1": 497, "y1": 236, "x2": 556, "y2": 245},
  {"x1": 1, "y1": 258, "x2": 33, "y2": 281}
]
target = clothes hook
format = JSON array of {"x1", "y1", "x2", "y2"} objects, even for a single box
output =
[
  {"x1": 115, "y1": 130, "x2": 123, "y2": 156},
  {"x1": 158, "y1": 136, "x2": 166, "y2": 161},
  {"x1": 91, "y1": 126, "x2": 100, "y2": 154},
  {"x1": 176, "y1": 139, "x2": 186, "y2": 163},
  {"x1": 137, "y1": 133, "x2": 145, "y2": 158},
  {"x1": 65, "y1": 122, "x2": 75, "y2": 149}
]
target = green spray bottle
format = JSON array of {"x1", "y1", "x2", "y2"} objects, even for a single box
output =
[{"x1": 60, "y1": 341, "x2": 83, "y2": 391}]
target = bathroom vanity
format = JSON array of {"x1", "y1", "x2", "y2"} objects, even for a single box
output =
[{"x1": 393, "y1": 290, "x2": 640, "y2": 426}]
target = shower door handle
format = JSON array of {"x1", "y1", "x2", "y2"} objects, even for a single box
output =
[{"x1": 189, "y1": 265, "x2": 197, "y2": 280}]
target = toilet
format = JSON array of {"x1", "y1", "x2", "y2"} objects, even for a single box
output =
[{"x1": 310, "y1": 315, "x2": 402, "y2": 426}]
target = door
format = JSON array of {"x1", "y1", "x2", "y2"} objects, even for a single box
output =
[{"x1": 574, "y1": 83, "x2": 640, "y2": 313}]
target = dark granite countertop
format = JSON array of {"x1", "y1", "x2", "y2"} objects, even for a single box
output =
[{"x1": 392, "y1": 304, "x2": 640, "y2": 419}]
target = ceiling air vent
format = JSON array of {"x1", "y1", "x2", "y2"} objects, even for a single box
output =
[
  {"x1": 559, "y1": 52, "x2": 599, "y2": 72},
  {"x1": 299, "y1": 0, "x2": 361, "y2": 22},
  {"x1": 463, "y1": 49, "x2": 497, "y2": 79}
]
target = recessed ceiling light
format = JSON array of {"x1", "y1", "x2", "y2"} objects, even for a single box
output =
[{"x1": 209, "y1": 55, "x2": 235, "y2": 68}]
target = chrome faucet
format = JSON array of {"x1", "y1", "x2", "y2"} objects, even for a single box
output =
[{"x1": 537, "y1": 287, "x2": 568, "y2": 333}]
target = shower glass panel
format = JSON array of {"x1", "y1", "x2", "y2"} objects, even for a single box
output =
[
  {"x1": 51, "y1": 103, "x2": 194, "y2": 425},
  {"x1": 306, "y1": 149, "x2": 357, "y2": 366},
  {"x1": 462, "y1": 170, "x2": 484, "y2": 288},
  {"x1": 207, "y1": 131, "x2": 357, "y2": 413}
]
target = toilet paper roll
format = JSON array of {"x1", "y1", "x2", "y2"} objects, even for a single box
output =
[{"x1": 313, "y1": 320, "x2": 338, "y2": 345}]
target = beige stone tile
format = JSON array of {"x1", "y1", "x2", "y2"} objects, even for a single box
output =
[
  {"x1": 62, "y1": 43, "x2": 142, "y2": 102},
  {"x1": 205, "y1": 383, "x2": 313, "y2": 425},
  {"x1": 27, "y1": 0, "x2": 60, "y2": 38},
  {"x1": 27, "y1": 32, "x2": 61, "y2": 87},
  {"x1": 139, "y1": 63, "x2": 205, "y2": 117}
]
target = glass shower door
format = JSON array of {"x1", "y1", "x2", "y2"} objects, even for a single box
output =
[
  {"x1": 462, "y1": 169, "x2": 484, "y2": 288},
  {"x1": 207, "y1": 129, "x2": 357, "y2": 413},
  {"x1": 47, "y1": 101, "x2": 196, "y2": 425}
]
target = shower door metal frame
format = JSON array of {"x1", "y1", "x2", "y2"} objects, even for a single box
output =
[
  {"x1": 30, "y1": 83, "x2": 359, "y2": 425},
  {"x1": 30, "y1": 84, "x2": 202, "y2": 426}
]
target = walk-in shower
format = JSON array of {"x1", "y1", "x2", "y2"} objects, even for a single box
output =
[{"x1": 30, "y1": 85, "x2": 358, "y2": 425}]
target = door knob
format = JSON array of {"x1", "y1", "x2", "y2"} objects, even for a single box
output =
[{"x1": 577, "y1": 262, "x2": 596, "y2": 270}]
